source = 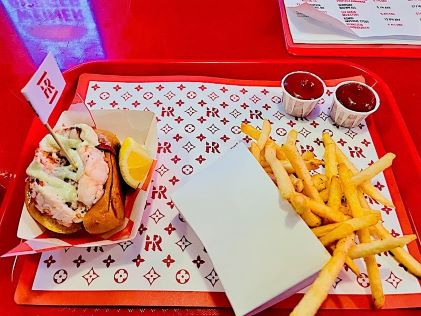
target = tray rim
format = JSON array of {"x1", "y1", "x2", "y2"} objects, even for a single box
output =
[{"x1": 1, "y1": 59, "x2": 421, "y2": 315}]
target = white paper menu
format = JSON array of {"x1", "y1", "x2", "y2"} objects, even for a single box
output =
[{"x1": 283, "y1": 0, "x2": 421, "y2": 44}]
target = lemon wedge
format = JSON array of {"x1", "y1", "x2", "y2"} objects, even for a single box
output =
[{"x1": 119, "y1": 137, "x2": 153, "y2": 189}]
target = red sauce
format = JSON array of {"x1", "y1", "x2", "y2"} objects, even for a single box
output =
[
  {"x1": 283, "y1": 72, "x2": 324, "y2": 100},
  {"x1": 336, "y1": 83, "x2": 376, "y2": 112}
]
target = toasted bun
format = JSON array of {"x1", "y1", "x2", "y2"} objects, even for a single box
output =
[
  {"x1": 82, "y1": 151, "x2": 125, "y2": 234},
  {"x1": 82, "y1": 129, "x2": 125, "y2": 234},
  {"x1": 26, "y1": 128, "x2": 125, "y2": 235},
  {"x1": 24, "y1": 182, "x2": 82, "y2": 234},
  {"x1": 96, "y1": 129, "x2": 121, "y2": 151}
]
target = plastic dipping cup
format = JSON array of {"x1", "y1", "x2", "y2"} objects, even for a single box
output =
[
  {"x1": 281, "y1": 71, "x2": 326, "y2": 118},
  {"x1": 330, "y1": 81, "x2": 380, "y2": 128}
]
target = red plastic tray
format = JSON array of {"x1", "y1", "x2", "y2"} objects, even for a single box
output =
[
  {"x1": 1, "y1": 60, "x2": 420, "y2": 316},
  {"x1": 277, "y1": 1, "x2": 421, "y2": 59}
]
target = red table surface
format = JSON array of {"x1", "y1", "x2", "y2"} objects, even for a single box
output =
[{"x1": 0, "y1": 0, "x2": 420, "y2": 315}]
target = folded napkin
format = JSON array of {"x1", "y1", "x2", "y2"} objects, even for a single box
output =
[{"x1": 172, "y1": 144, "x2": 330, "y2": 315}]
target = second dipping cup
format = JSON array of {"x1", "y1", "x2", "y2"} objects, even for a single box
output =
[{"x1": 330, "y1": 81, "x2": 380, "y2": 128}]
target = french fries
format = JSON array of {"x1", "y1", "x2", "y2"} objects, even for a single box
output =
[
  {"x1": 345, "y1": 256, "x2": 361, "y2": 276},
  {"x1": 264, "y1": 144, "x2": 294, "y2": 200},
  {"x1": 319, "y1": 213, "x2": 380, "y2": 246},
  {"x1": 322, "y1": 132, "x2": 338, "y2": 179},
  {"x1": 349, "y1": 235, "x2": 417, "y2": 259},
  {"x1": 335, "y1": 143, "x2": 394, "y2": 207},
  {"x1": 241, "y1": 121, "x2": 421, "y2": 315},
  {"x1": 242, "y1": 123, "x2": 323, "y2": 173},
  {"x1": 312, "y1": 173, "x2": 328, "y2": 192},
  {"x1": 301, "y1": 195, "x2": 349, "y2": 223},
  {"x1": 302, "y1": 151, "x2": 315, "y2": 161},
  {"x1": 289, "y1": 174, "x2": 304, "y2": 193},
  {"x1": 351, "y1": 153, "x2": 396, "y2": 186},
  {"x1": 283, "y1": 144, "x2": 324, "y2": 203},
  {"x1": 339, "y1": 164, "x2": 384, "y2": 308},
  {"x1": 357, "y1": 192, "x2": 386, "y2": 308},
  {"x1": 241, "y1": 122, "x2": 281, "y2": 151},
  {"x1": 301, "y1": 210, "x2": 323, "y2": 228},
  {"x1": 339, "y1": 205, "x2": 351, "y2": 216},
  {"x1": 286, "y1": 129, "x2": 298, "y2": 146},
  {"x1": 257, "y1": 119, "x2": 271, "y2": 150},
  {"x1": 290, "y1": 193, "x2": 307, "y2": 215},
  {"x1": 282, "y1": 159, "x2": 323, "y2": 174},
  {"x1": 291, "y1": 234, "x2": 355, "y2": 316},
  {"x1": 364, "y1": 252, "x2": 385, "y2": 308},
  {"x1": 290, "y1": 193, "x2": 322, "y2": 227},
  {"x1": 249, "y1": 142, "x2": 261, "y2": 162},
  {"x1": 338, "y1": 164, "x2": 364, "y2": 217},
  {"x1": 329, "y1": 242, "x2": 360, "y2": 276},
  {"x1": 319, "y1": 188, "x2": 329, "y2": 203},
  {"x1": 327, "y1": 176, "x2": 342, "y2": 213},
  {"x1": 311, "y1": 223, "x2": 341, "y2": 237},
  {"x1": 371, "y1": 224, "x2": 421, "y2": 277},
  {"x1": 276, "y1": 147, "x2": 286, "y2": 160}
]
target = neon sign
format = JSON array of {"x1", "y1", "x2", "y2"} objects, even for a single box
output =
[{"x1": 2, "y1": 0, "x2": 105, "y2": 69}]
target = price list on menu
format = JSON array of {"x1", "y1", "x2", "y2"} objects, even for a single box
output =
[{"x1": 284, "y1": 0, "x2": 421, "y2": 44}]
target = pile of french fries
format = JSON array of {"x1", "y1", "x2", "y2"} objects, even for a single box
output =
[{"x1": 241, "y1": 120, "x2": 421, "y2": 316}]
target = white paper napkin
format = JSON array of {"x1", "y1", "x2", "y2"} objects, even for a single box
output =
[{"x1": 172, "y1": 143, "x2": 330, "y2": 315}]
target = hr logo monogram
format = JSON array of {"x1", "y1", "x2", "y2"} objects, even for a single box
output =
[
  {"x1": 348, "y1": 146, "x2": 366, "y2": 158},
  {"x1": 21, "y1": 53, "x2": 65, "y2": 123},
  {"x1": 206, "y1": 107, "x2": 220, "y2": 118},
  {"x1": 249, "y1": 109, "x2": 263, "y2": 120},
  {"x1": 144, "y1": 235, "x2": 163, "y2": 251},
  {"x1": 299, "y1": 144, "x2": 315, "y2": 154},
  {"x1": 205, "y1": 141, "x2": 220, "y2": 153},
  {"x1": 158, "y1": 141, "x2": 172, "y2": 153},
  {"x1": 152, "y1": 185, "x2": 168, "y2": 199},
  {"x1": 161, "y1": 107, "x2": 175, "y2": 117},
  {"x1": 36, "y1": 71, "x2": 59, "y2": 105}
]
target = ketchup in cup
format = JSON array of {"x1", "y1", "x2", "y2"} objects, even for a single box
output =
[
  {"x1": 281, "y1": 71, "x2": 326, "y2": 118},
  {"x1": 331, "y1": 81, "x2": 380, "y2": 128},
  {"x1": 336, "y1": 82, "x2": 377, "y2": 112},
  {"x1": 283, "y1": 72, "x2": 325, "y2": 100}
]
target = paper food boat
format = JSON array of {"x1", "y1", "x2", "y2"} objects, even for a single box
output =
[{"x1": 3, "y1": 109, "x2": 157, "y2": 256}]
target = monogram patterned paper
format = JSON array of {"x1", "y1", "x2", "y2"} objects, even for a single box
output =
[{"x1": 33, "y1": 77, "x2": 421, "y2": 297}]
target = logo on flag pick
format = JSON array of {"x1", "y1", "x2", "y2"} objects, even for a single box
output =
[{"x1": 21, "y1": 52, "x2": 65, "y2": 123}]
